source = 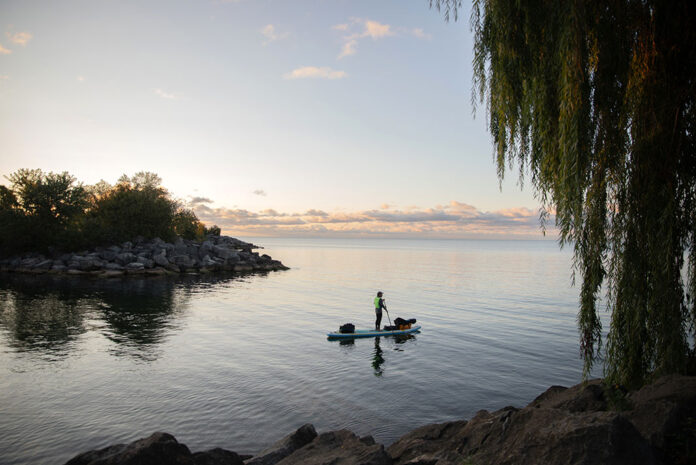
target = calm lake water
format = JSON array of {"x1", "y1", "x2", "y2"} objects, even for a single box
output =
[{"x1": 0, "y1": 238, "x2": 597, "y2": 465}]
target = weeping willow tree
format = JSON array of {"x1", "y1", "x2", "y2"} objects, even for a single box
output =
[{"x1": 432, "y1": 0, "x2": 696, "y2": 388}]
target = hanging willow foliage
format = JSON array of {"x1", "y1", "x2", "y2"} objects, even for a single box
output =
[{"x1": 432, "y1": 0, "x2": 696, "y2": 387}]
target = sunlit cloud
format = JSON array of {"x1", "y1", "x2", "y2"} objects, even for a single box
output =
[
  {"x1": 335, "y1": 18, "x2": 394, "y2": 59},
  {"x1": 77, "y1": 76, "x2": 85, "y2": 82},
  {"x1": 339, "y1": 39, "x2": 357, "y2": 58},
  {"x1": 283, "y1": 66, "x2": 346, "y2": 80},
  {"x1": 0, "y1": 44, "x2": 11, "y2": 55},
  {"x1": 191, "y1": 201, "x2": 555, "y2": 239},
  {"x1": 6, "y1": 31, "x2": 32, "y2": 46},
  {"x1": 260, "y1": 24, "x2": 287, "y2": 45},
  {"x1": 154, "y1": 88, "x2": 180, "y2": 100},
  {"x1": 333, "y1": 19, "x2": 430, "y2": 59}
]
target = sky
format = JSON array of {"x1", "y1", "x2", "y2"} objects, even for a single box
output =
[{"x1": 0, "y1": 0, "x2": 551, "y2": 239}]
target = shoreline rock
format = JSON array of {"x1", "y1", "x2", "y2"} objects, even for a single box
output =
[
  {"x1": 0, "y1": 235, "x2": 289, "y2": 277},
  {"x1": 63, "y1": 374, "x2": 696, "y2": 465}
]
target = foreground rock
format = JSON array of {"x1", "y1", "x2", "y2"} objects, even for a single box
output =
[
  {"x1": 246, "y1": 423, "x2": 317, "y2": 465},
  {"x1": 0, "y1": 235, "x2": 288, "y2": 277},
  {"x1": 64, "y1": 375, "x2": 696, "y2": 465},
  {"x1": 388, "y1": 375, "x2": 696, "y2": 465},
  {"x1": 65, "y1": 432, "x2": 247, "y2": 465}
]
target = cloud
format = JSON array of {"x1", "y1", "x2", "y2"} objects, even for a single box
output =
[
  {"x1": 338, "y1": 39, "x2": 357, "y2": 58},
  {"x1": 189, "y1": 196, "x2": 213, "y2": 206},
  {"x1": 77, "y1": 76, "x2": 85, "y2": 82},
  {"x1": 283, "y1": 66, "x2": 346, "y2": 80},
  {"x1": 253, "y1": 189, "x2": 267, "y2": 196},
  {"x1": 190, "y1": 201, "x2": 555, "y2": 239},
  {"x1": 7, "y1": 31, "x2": 32, "y2": 46},
  {"x1": 0, "y1": 74, "x2": 8, "y2": 80},
  {"x1": 154, "y1": 88, "x2": 180, "y2": 100},
  {"x1": 260, "y1": 24, "x2": 287, "y2": 45},
  {"x1": 362, "y1": 20, "x2": 393, "y2": 39},
  {"x1": 335, "y1": 18, "x2": 414, "y2": 59},
  {"x1": 0, "y1": 44, "x2": 11, "y2": 55},
  {"x1": 411, "y1": 28, "x2": 431, "y2": 40}
]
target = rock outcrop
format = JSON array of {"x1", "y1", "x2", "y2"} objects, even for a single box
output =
[
  {"x1": 246, "y1": 424, "x2": 317, "y2": 465},
  {"x1": 387, "y1": 375, "x2": 696, "y2": 465},
  {"x1": 0, "y1": 235, "x2": 288, "y2": 277},
  {"x1": 63, "y1": 375, "x2": 696, "y2": 465}
]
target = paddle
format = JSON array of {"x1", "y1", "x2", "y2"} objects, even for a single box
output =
[{"x1": 384, "y1": 306, "x2": 393, "y2": 327}]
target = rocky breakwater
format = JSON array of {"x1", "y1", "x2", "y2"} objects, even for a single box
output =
[
  {"x1": 63, "y1": 374, "x2": 695, "y2": 465},
  {"x1": 0, "y1": 235, "x2": 288, "y2": 277}
]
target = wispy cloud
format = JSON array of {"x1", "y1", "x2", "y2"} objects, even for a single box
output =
[
  {"x1": 6, "y1": 31, "x2": 32, "y2": 46},
  {"x1": 339, "y1": 39, "x2": 358, "y2": 58},
  {"x1": 253, "y1": 189, "x2": 267, "y2": 196},
  {"x1": 410, "y1": 28, "x2": 432, "y2": 40},
  {"x1": 154, "y1": 88, "x2": 180, "y2": 100},
  {"x1": 335, "y1": 18, "x2": 395, "y2": 59},
  {"x1": 0, "y1": 44, "x2": 11, "y2": 55},
  {"x1": 190, "y1": 200, "x2": 554, "y2": 239},
  {"x1": 260, "y1": 24, "x2": 287, "y2": 45},
  {"x1": 283, "y1": 66, "x2": 346, "y2": 80}
]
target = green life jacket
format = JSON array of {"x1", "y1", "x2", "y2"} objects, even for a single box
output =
[{"x1": 374, "y1": 296, "x2": 381, "y2": 309}]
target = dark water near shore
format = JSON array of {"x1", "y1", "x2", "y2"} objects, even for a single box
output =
[{"x1": 0, "y1": 238, "x2": 597, "y2": 465}]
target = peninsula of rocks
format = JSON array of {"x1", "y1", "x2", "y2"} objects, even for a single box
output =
[
  {"x1": 0, "y1": 235, "x2": 288, "y2": 277},
  {"x1": 64, "y1": 374, "x2": 695, "y2": 465}
]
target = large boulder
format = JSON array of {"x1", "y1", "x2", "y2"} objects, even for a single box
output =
[
  {"x1": 388, "y1": 376, "x2": 696, "y2": 465},
  {"x1": 274, "y1": 430, "x2": 392, "y2": 465},
  {"x1": 99, "y1": 250, "x2": 117, "y2": 262},
  {"x1": 125, "y1": 262, "x2": 145, "y2": 272},
  {"x1": 623, "y1": 374, "x2": 696, "y2": 462},
  {"x1": 386, "y1": 421, "x2": 468, "y2": 465},
  {"x1": 153, "y1": 252, "x2": 169, "y2": 267},
  {"x1": 192, "y1": 448, "x2": 245, "y2": 465},
  {"x1": 211, "y1": 245, "x2": 235, "y2": 260},
  {"x1": 135, "y1": 256, "x2": 154, "y2": 268},
  {"x1": 34, "y1": 259, "x2": 53, "y2": 270},
  {"x1": 246, "y1": 424, "x2": 317, "y2": 465},
  {"x1": 104, "y1": 263, "x2": 124, "y2": 271},
  {"x1": 115, "y1": 253, "x2": 137, "y2": 266},
  {"x1": 64, "y1": 432, "x2": 194, "y2": 465}
]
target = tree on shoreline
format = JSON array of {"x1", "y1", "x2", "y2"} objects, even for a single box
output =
[
  {"x1": 0, "y1": 170, "x2": 220, "y2": 255},
  {"x1": 432, "y1": 0, "x2": 696, "y2": 387}
]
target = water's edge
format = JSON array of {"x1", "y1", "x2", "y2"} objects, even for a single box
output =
[{"x1": 64, "y1": 374, "x2": 696, "y2": 465}]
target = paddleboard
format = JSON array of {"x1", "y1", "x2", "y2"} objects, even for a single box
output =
[{"x1": 327, "y1": 325, "x2": 421, "y2": 339}]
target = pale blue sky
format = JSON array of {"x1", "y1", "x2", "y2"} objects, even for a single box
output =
[{"x1": 0, "y1": 0, "x2": 546, "y2": 238}]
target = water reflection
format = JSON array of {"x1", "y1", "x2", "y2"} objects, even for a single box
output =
[
  {"x1": 329, "y1": 333, "x2": 418, "y2": 376},
  {"x1": 372, "y1": 337, "x2": 385, "y2": 376},
  {"x1": 0, "y1": 273, "x2": 262, "y2": 361}
]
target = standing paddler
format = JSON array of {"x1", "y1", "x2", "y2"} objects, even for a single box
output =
[{"x1": 374, "y1": 291, "x2": 387, "y2": 330}]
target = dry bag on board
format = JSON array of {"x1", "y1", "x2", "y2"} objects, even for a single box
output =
[{"x1": 339, "y1": 323, "x2": 355, "y2": 334}]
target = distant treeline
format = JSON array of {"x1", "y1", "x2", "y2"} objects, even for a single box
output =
[{"x1": 0, "y1": 169, "x2": 220, "y2": 256}]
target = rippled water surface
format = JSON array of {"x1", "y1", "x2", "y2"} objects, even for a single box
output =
[{"x1": 0, "y1": 238, "x2": 594, "y2": 465}]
